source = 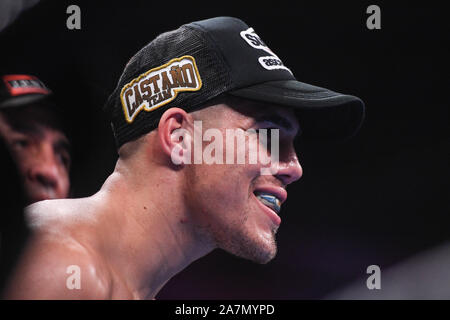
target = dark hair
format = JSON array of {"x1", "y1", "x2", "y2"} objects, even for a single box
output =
[{"x1": 0, "y1": 136, "x2": 29, "y2": 295}]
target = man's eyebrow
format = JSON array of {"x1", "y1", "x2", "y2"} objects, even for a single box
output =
[{"x1": 54, "y1": 138, "x2": 71, "y2": 155}]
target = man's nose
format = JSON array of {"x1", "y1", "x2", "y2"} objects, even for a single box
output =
[{"x1": 275, "y1": 152, "x2": 303, "y2": 186}]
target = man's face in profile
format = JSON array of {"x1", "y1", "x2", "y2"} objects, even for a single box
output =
[
  {"x1": 0, "y1": 105, "x2": 71, "y2": 204},
  {"x1": 184, "y1": 98, "x2": 303, "y2": 264}
]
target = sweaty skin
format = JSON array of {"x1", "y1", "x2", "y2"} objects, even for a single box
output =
[{"x1": 3, "y1": 99, "x2": 302, "y2": 299}]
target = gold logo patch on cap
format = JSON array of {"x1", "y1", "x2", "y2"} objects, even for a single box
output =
[{"x1": 120, "y1": 56, "x2": 202, "y2": 123}]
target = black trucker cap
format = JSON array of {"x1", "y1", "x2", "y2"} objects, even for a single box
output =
[
  {"x1": 104, "y1": 16, "x2": 365, "y2": 148},
  {"x1": 0, "y1": 74, "x2": 53, "y2": 109}
]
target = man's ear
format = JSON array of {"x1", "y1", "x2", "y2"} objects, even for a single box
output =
[{"x1": 157, "y1": 107, "x2": 193, "y2": 165}]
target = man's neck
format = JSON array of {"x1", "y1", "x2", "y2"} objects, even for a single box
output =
[{"x1": 94, "y1": 160, "x2": 214, "y2": 299}]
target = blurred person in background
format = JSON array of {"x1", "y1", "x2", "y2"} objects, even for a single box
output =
[{"x1": 0, "y1": 74, "x2": 71, "y2": 205}]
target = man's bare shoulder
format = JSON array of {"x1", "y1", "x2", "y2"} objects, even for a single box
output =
[
  {"x1": 4, "y1": 198, "x2": 113, "y2": 299},
  {"x1": 25, "y1": 197, "x2": 97, "y2": 230},
  {"x1": 4, "y1": 231, "x2": 113, "y2": 299}
]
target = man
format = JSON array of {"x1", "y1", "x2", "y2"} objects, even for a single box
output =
[
  {"x1": 3, "y1": 17, "x2": 364, "y2": 299},
  {"x1": 0, "y1": 75, "x2": 71, "y2": 205},
  {"x1": 0, "y1": 74, "x2": 70, "y2": 295}
]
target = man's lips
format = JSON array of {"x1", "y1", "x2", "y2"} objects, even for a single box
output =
[
  {"x1": 253, "y1": 186, "x2": 287, "y2": 226},
  {"x1": 253, "y1": 186, "x2": 287, "y2": 205},
  {"x1": 253, "y1": 193, "x2": 282, "y2": 226}
]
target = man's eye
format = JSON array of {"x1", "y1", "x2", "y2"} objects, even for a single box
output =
[
  {"x1": 254, "y1": 128, "x2": 277, "y2": 133},
  {"x1": 254, "y1": 128, "x2": 277, "y2": 139},
  {"x1": 12, "y1": 139, "x2": 29, "y2": 149},
  {"x1": 57, "y1": 153, "x2": 71, "y2": 169}
]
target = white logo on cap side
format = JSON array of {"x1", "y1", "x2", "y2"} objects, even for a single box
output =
[{"x1": 240, "y1": 27, "x2": 292, "y2": 74}]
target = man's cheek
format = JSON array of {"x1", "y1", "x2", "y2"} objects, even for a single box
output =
[{"x1": 16, "y1": 160, "x2": 30, "y2": 177}]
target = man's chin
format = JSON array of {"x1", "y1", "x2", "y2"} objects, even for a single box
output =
[
  {"x1": 251, "y1": 245, "x2": 277, "y2": 264},
  {"x1": 212, "y1": 219, "x2": 278, "y2": 264},
  {"x1": 25, "y1": 190, "x2": 55, "y2": 204},
  {"x1": 224, "y1": 236, "x2": 278, "y2": 264}
]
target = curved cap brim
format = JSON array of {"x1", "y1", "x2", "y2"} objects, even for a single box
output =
[
  {"x1": 0, "y1": 94, "x2": 51, "y2": 109},
  {"x1": 229, "y1": 80, "x2": 365, "y2": 140}
]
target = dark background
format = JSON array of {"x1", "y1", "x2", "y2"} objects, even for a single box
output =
[{"x1": 0, "y1": 0, "x2": 448, "y2": 299}]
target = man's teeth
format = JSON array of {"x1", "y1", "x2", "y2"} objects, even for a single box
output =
[{"x1": 255, "y1": 192, "x2": 281, "y2": 214}]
